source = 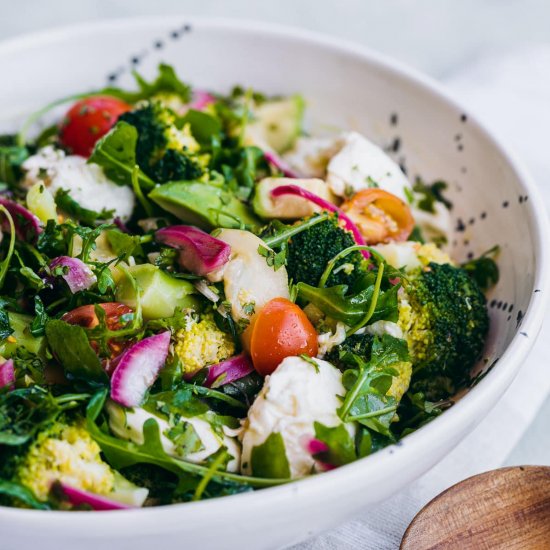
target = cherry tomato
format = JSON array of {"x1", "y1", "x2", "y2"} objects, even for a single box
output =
[
  {"x1": 62, "y1": 302, "x2": 133, "y2": 330},
  {"x1": 341, "y1": 189, "x2": 414, "y2": 244},
  {"x1": 62, "y1": 302, "x2": 134, "y2": 371},
  {"x1": 59, "y1": 96, "x2": 132, "y2": 157},
  {"x1": 249, "y1": 297, "x2": 318, "y2": 376}
]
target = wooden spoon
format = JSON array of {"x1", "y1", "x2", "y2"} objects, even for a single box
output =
[{"x1": 401, "y1": 466, "x2": 550, "y2": 549}]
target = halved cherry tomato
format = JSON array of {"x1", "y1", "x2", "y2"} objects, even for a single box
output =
[
  {"x1": 59, "y1": 96, "x2": 132, "y2": 157},
  {"x1": 249, "y1": 297, "x2": 318, "y2": 376},
  {"x1": 62, "y1": 302, "x2": 134, "y2": 371},
  {"x1": 340, "y1": 189, "x2": 414, "y2": 244},
  {"x1": 62, "y1": 302, "x2": 133, "y2": 330}
]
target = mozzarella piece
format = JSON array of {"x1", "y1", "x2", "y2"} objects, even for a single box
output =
[
  {"x1": 240, "y1": 356, "x2": 352, "y2": 479},
  {"x1": 373, "y1": 241, "x2": 422, "y2": 271},
  {"x1": 317, "y1": 322, "x2": 347, "y2": 358},
  {"x1": 23, "y1": 146, "x2": 135, "y2": 222},
  {"x1": 207, "y1": 229, "x2": 289, "y2": 323},
  {"x1": 364, "y1": 320, "x2": 404, "y2": 339},
  {"x1": 106, "y1": 401, "x2": 241, "y2": 473},
  {"x1": 326, "y1": 132, "x2": 411, "y2": 201}
]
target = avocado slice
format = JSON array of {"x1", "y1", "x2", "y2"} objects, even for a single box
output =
[
  {"x1": 245, "y1": 95, "x2": 305, "y2": 154},
  {"x1": 115, "y1": 264, "x2": 199, "y2": 320},
  {"x1": 149, "y1": 181, "x2": 261, "y2": 230}
]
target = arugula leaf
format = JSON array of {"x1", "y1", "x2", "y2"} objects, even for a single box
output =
[
  {"x1": 0, "y1": 480, "x2": 50, "y2": 509},
  {"x1": 313, "y1": 422, "x2": 356, "y2": 466},
  {"x1": 394, "y1": 391, "x2": 449, "y2": 437},
  {"x1": 88, "y1": 122, "x2": 154, "y2": 190},
  {"x1": 45, "y1": 320, "x2": 107, "y2": 384},
  {"x1": 0, "y1": 387, "x2": 61, "y2": 445},
  {"x1": 0, "y1": 143, "x2": 28, "y2": 185},
  {"x1": 164, "y1": 421, "x2": 204, "y2": 457},
  {"x1": 296, "y1": 282, "x2": 398, "y2": 326},
  {"x1": 179, "y1": 110, "x2": 222, "y2": 145},
  {"x1": 0, "y1": 298, "x2": 13, "y2": 341},
  {"x1": 338, "y1": 335, "x2": 409, "y2": 436},
  {"x1": 461, "y1": 245, "x2": 500, "y2": 292},
  {"x1": 55, "y1": 189, "x2": 114, "y2": 225},
  {"x1": 105, "y1": 229, "x2": 141, "y2": 261},
  {"x1": 99, "y1": 63, "x2": 192, "y2": 104},
  {"x1": 0, "y1": 206, "x2": 16, "y2": 290},
  {"x1": 30, "y1": 296, "x2": 48, "y2": 337},
  {"x1": 37, "y1": 219, "x2": 69, "y2": 257},
  {"x1": 413, "y1": 178, "x2": 452, "y2": 213},
  {"x1": 250, "y1": 432, "x2": 291, "y2": 479},
  {"x1": 71, "y1": 222, "x2": 114, "y2": 262},
  {"x1": 86, "y1": 390, "x2": 288, "y2": 489}
]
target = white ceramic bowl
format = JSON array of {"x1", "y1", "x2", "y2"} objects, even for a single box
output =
[{"x1": 0, "y1": 17, "x2": 548, "y2": 550}]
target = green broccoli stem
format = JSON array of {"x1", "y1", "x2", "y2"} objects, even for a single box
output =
[
  {"x1": 346, "y1": 261, "x2": 385, "y2": 337},
  {"x1": 262, "y1": 212, "x2": 330, "y2": 248}
]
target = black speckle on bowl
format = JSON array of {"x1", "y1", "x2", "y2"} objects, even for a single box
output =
[
  {"x1": 390, "y1": 112, "x2": 398, "y2": 126},
  {"x1": 391, "y1": 137, "x2": 401, "y2": 153},
  {"x1": 455, "y1": 218, "x2": 466, "y2": 232},
  {"x1": 460, "y1": 113, "x2": 468, "y2": 122},
  {"x1": 516, "y1": 310, "x2": 524, "y2": 328},
  {"x1": 502, "y1": 200, "x2": 509, "y2": 208}
]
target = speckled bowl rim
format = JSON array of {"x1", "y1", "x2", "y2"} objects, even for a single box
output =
[{"x1": 0, "y1": 15, "x2": 548, "y2": 532}]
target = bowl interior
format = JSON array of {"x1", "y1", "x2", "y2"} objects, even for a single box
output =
[{"x1": 0, "y1": 17, "x2": 546, "y2": 550}]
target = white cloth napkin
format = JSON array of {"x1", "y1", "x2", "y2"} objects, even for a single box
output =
[{"x1": 291, "y1": 45, "x2": 550, "y2": 550}]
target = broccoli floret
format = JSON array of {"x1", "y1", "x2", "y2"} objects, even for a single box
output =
[
  {"x1": 173, "y1": 312, "x2": 236, "y2": 375},
  {"x1": 14, "y1": 420, "x2": 146, "y2": 505},
  {"x1": 285, "y1": 214, "x2": 366, "y2": 287},
  {"x1": 118, "y1": 102, "x2": 202, "y2": 183},
  {"x1": 326, "y1": 332, "x2": 412, "y2": 403},
  {"x1": 399, "y1": 262, "x2": 489, "y2": 399},
  {"x1": 326, "y1": 332, "x2": 374, "y2": 368}
]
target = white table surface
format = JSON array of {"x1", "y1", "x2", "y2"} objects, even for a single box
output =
[{"x1": 1, "y1": 1, "x2": 549, "y2": 547}]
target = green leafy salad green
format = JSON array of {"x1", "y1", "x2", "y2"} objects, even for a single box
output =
[{"x1": 0, "y1": 64, "x2": 497, "y2": 511}]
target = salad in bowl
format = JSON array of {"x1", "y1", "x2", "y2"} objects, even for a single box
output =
[{"x1": 0, "y1": 63, "x2": 497, "y2": 511}]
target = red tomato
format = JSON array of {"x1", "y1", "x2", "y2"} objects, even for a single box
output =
[
  {"x1": 249, "y1": 297, "x2": 318, "y2": 376},
  {"x1": 59, "y1": 96, "x2": 132, "y2": 157},
  {"x1": 62, "y1": 302, "x2": 134, "y2": 371},
  {"x1": 62, "y1": 302, "x2": 133, "y2": 330}
]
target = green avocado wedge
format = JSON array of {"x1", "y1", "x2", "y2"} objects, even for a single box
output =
[{"x1": 149, "y1": 181, "x2": 261, "y2": 230}]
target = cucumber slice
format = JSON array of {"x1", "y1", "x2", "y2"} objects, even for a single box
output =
[{"x1": 115, "y1": 264, "x2": 199, "y2": 319}]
